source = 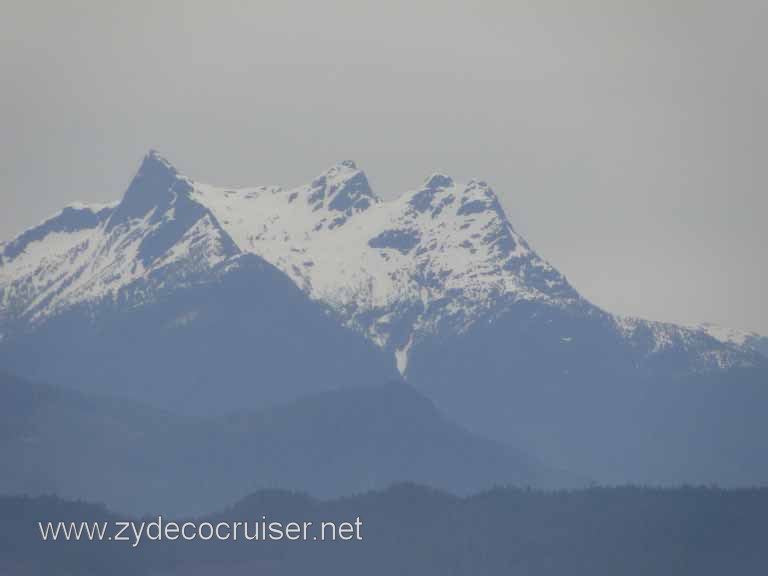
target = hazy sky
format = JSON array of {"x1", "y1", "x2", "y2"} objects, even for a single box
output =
[{"x1": 1, "y1": 1, "x2": 766, "y2": 333}]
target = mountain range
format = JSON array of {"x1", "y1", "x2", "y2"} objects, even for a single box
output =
[{"x1": 1, "y1": 150, "x2": 766, "y2": 486}]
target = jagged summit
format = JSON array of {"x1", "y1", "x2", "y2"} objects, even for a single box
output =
[
  {"x1": 1, "y1": 154, "x2": 764, "y2": 377},
  {"x1": 142, "y1": 149, "x2": 178, "y2": 174},
  {"x1": 335, "y1": 159, "x2": 358, "y2": 170},
  {"x1": 311, "y1": 159, "x2": 362, "y2": 184},
  {"x1": 423, "y1": 173, "x2": 454, "y2": 189},
  {"x1": 106, "y1": 149, "x2": 187, "y2": 231},
  {"x1": 455, "y1": 179, "x2": 506, "y2": 218},
  {"x1": 307, "y1": 160, "x2": 378, "y2": 216}
]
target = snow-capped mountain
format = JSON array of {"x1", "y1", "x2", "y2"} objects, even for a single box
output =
[
  {"x1": 0, "y1": 152, "x2": 236, "y2": 324},
  {"x1": 193, "y1": 158, "x2": 584, "y2": 374},
  {"x1": 1, "y1": 151, "x2": 762, "y2": 374},
  {"x1": 1, "y1": 151, "x2": 767, "y2": 485},
  {"x1": 0, "y1": 152, "x2": 400, "y2": 414}
]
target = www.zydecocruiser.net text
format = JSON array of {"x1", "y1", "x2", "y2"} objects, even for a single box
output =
[{"x1": 38, "y1": 516, "x2": 364, "y2": 547}]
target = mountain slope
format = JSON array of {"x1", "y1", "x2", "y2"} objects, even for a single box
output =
[
  {"x1": 0, "y1": 250, "x2": 400, "y2": 414},
  {"x1": 0, "y1": 372, "x2": 568, "y2": 515},
  {"x1": 407, "y1": 306, "x2": 768, "y2": 484}
]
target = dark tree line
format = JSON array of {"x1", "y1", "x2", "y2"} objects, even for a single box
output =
[{"x1": 2, "y1": 484, "x2": 766, "y2": 575}]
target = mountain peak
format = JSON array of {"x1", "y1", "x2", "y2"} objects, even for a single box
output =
[
  {"x1": 424, "y1": 173, "x2": 454, "y2": 190},
  {"x1": 106, "y1": 150, "x2": 185, "y2": 230},
  {"x1": 312, "y1": 160, "x2": 359, "y2": 182},
  {"x1": 139, "y1": 148, "x2": 179, "y2": 175},
  {"x1": 455, "y1": 180, "x2": 506, "y2": 218},
  {"x1": 308, "y1": 161, "x2": 377, "y2": 215}
]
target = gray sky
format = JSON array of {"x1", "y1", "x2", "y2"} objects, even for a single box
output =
[{"x1": 1, "y1": 1, "x2": 766, "y2": 333}]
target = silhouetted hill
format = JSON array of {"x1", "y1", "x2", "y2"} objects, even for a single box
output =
[
  {"x1": 2, "y1": 485, "x2": 767, "y2": 575},
  {"x1": 0, "y1": 372, "x2": 567, "y2": 515}
]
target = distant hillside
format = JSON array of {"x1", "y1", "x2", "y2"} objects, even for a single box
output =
[{"x1": 0, "y1": 372, "x2": 565, "y2": 516}]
